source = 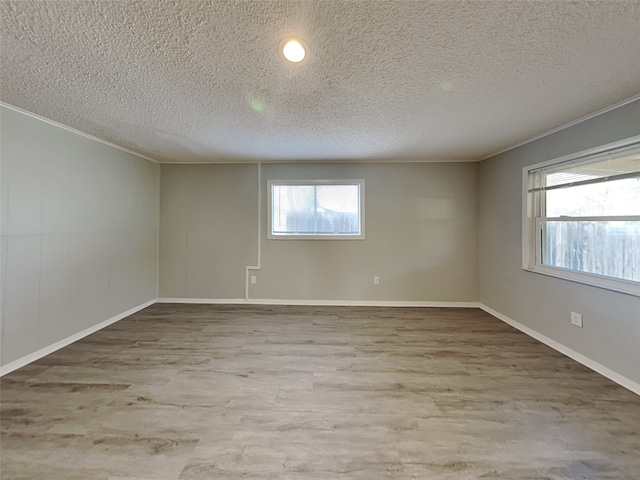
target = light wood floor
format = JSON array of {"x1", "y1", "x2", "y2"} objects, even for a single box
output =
[{"x1": 1, "y1": 305, "x2": 639, "y2": 479}]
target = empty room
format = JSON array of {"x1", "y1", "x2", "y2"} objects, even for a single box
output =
[{"x1": 1, "y1": 1, "x2": 639, "y2": 479}]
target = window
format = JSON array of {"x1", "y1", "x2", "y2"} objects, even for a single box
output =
[
  {"x1": 523, "y1": 138, "x2": 640, "y2": 296},
  {"x1": 268, "y1": 180, "x2": 364, "y2": 239}
]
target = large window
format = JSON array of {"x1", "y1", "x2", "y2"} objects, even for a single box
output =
[
  {"x1": 523, "y1": 138, "x2": 640, "y2": 296},
  {"x1": 268, "y1": 180, "x2": 364, "y2": 239}
]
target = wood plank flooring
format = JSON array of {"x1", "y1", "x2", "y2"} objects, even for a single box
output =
[{"x1": 1, "y1": 304, "x2": 639, "y2": 479}]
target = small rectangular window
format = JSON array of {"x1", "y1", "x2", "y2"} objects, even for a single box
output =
[
  {"x1": 268, "y1": 180, "x2": 364, "y2": 239},
  {"x1": 523, "y1": 138, "x2": 640, "y2": 296}
]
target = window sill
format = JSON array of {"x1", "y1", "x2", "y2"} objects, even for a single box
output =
[
  {"x1": 523, "y1": 265, "x2": 640, "y2": 297},
  {"x1": 268, "y1": 234, "x2": 365, "y2": 240}
]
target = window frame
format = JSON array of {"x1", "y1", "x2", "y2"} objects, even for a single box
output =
[
  {"x1": 267, "y1": 179, "x2": 365, "y2": 240},
  {"x1": 522, "y1": 135, "x2": 640, "y2": 297}
]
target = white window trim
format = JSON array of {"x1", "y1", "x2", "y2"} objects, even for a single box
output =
[
  {"x1": 268, "y1": 179, "x2": 365, "y2": 240},
  {"x1": 522, "y1": 135, "x2": 640, "y2": 297}
]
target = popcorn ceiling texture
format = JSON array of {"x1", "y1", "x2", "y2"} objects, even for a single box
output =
[{"x1": 1, "y1": 0, "x2": 639, "y2": 163}]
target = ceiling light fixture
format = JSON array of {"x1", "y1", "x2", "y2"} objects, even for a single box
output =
[{"x1": 280, "y1": 38, "x2": 307, "y2": 63}]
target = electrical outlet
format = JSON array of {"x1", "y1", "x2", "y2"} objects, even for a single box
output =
[
  {"x1": 250, "y1": 276, "x2": 257, "y2": 285},
  {"x1": 374, "y1": 276, "x2": 380, "y2": 285},
  {"x1": 570, "y1": 312, "x2": 583, "y2": 328}
]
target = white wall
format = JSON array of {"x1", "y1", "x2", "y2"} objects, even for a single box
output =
[
  {"x1": 478, "y1": 99, "x2": 640, "y2": 386},
  {"x1": 160, "y1": 162, "x2": 478, "y2": 303},
  {"x1": 0, "y1": 105, "x2": 159, "y2": 368}
]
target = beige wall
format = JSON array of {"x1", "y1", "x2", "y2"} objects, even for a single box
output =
[
  {"x1": 0, "y1": 106, "x2": 159, "y2": 367},
  {"x1": 478, "y1": 99, "x2": 640, "y2": 385},
  {"x1": 160, "y1": 162, "x2": 478, "y2": 303},
  {"x1": 159, "y1": 164, "x2": 259, "y2": 299}
]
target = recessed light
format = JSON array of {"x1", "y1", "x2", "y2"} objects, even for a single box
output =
[{"x1": 280, "y1": 38, "x2": 307, "y2": 63}]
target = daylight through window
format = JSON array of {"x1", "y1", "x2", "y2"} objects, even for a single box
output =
[
  {"x1": 524, "y1": 140, "x2": 640, "y2": 296},
  {"x1": 269, "y1": 180, "x2": 364, "y2": 239}
]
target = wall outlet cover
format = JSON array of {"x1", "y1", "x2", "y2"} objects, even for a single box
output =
[{"x1": 570, "y1": 312, "x2": 583, "y2": 328}]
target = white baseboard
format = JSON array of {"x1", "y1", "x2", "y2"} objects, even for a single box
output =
[
  {"x1": 158, "y1": 297, "x2": 480, "y2": 308},
  {"x1": 0, "y1": 299, "x2": 156, "y2": 377},
  {"x1": 479, "y1": 303, "x2": 640, "y2": 396},
  {"x1": 157, "y1": 297, "x2": 249, "y2": 304}
]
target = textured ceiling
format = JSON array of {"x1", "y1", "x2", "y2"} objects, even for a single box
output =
[{"x1": 1, "y1": 0, "x2": 639, "y2": 163}]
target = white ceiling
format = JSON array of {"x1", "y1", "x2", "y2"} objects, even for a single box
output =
[{"x1": 1, "y1": 0, "x2": 639, "y2": 164}]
